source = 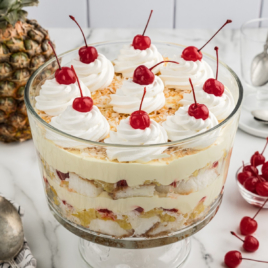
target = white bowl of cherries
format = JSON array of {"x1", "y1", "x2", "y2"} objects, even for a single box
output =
[{"x1": 236, "y1": 138, "x2": 268, "y2": 208}]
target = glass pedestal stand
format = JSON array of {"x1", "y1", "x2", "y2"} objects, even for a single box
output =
[
  {"x1": 79, "y1": 238, "x2": 191, "y2": 268},
  {"x1": 48, "y1": 194, "x2": 222, "y2": 268}
]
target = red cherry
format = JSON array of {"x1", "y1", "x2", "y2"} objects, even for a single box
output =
[
  {"x1": 240, "y1": 217, "x2": 258, "y2": 235},
  {"x1": 230, "y1": 232, "x2": 259, "y2": 252},
  {"x1": 243, "y1": 177, "x2": 258, "y2": 193},
  {"x1": 188, "y1": 78, "x2": 209, "y2": 120},
  {"x1": 135, "y1": 207, "x2": 144, "y2": 213},
  {"x1": 262, "y1": 161, "x2": 268, "y2": 180},
  {"x1": 70, "y1": 15, "x2": 98, "y2": 64},
  {"x1": 250, "y1": 137, "x2": 268, "y2": 167},
  {"x1": 71, "y1": 65, "x2": 93, "y2": 113},
  {"x1": 224, "y1": 251, "x2": 242, "y2": 268},
  {"x1": 237, "y1": 171, "x2": 252, "y2": 185},
  {"x1": 132, "y1": 10, "x2": 153, "y2": 50},
  {"x1": 56, "y1": 170, "x2": 69, "y2": 181},
  {"x1": 240, "y1": 198, "x2": 268, "y2": 235},
  {"x1": 203, "y1": 47, "x2": 224, "y2": 96},
  {"x1": 129, "y1": 87, "x2": 150, "y2": 130},
  {"x1": 133, "y1": 61, "x2": 179, "y2": 85},
  {"x1": 243, "y1": 165, "x2": 258, "y2": 176},
  {"x1": 182, "y1": 20, "x2": 232, "y2": 62},
  {"x1": 48, "y1": 41, "x2": 76, "y2": 85},
  {"x1": 256, "y1": 181, "x2": 268, "y2": 196},
  {"x1": 117, "y1": 180, "x2": 128, "y2": 187},
  {"x1": 224, "y1": 251, "x2": 268, "y2": 268}
]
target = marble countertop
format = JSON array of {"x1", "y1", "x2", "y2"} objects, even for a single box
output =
[{"x1": 1, "y1": 28, "x2": 267, "y2": 268}]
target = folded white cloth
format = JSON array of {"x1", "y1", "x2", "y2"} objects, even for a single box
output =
[{"x1": 0, "y1": 196, "x2": 37, "y2": 268}]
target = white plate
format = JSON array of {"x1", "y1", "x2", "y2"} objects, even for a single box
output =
[{"x1": 239, "y1": 92, "x2": 268, "y2": 138}]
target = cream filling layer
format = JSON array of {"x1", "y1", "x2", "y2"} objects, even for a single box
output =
[
  {"x1": 46, "y1": 173, "x2": 223, "y2": 215},
  {"x1": 33, "y1": 125, "x2": 231, "y2": 186}
]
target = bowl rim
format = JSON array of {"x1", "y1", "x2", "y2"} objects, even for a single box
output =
[
  {"x1": 236, "y1": 164, "x2": 268, "y2": 199},
  {"x1": 25, "y1": 40, "x2": 243, "y2": 148}
]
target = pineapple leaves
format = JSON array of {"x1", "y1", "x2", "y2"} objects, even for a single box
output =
[{"x1": 0, "y1": 0, "x2": 38, "y2": 26}]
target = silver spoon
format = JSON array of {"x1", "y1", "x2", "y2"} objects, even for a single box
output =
[
  {"x1": 251, "y1": 33, "x2": 268, "y2": 87},
  {"x1": 0, "y1": 196, "x2": 24, "y2": 268},
  {"x1": 251, "y1": 109, "x2": 268, "y2": 124}
]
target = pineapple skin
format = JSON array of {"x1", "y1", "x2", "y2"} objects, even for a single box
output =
[{"x1": 0, "y1": 19, "x2": 56, "y2": 143}]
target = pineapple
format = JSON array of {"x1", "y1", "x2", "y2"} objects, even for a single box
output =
[{"x1": 0, "y1": 0, "x2": 56, "y2": 143}]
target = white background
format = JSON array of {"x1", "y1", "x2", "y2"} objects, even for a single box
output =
[{"x1": 25, "y1": 0, "x2": 265, "y2": 29}]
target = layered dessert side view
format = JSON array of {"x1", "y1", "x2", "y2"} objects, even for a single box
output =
[{"x1": 27, "y1": 14, "x2": 240, "y2": 239}]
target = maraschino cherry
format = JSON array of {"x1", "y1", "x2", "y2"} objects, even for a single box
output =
[
  {"x1": 240, "y1": 198, "x2": 268, "y2": 235},
  {"x1": 250, "y1": 137, "x2": 268, "y2": 167},
  {"x1": 188, "y1": 78, "x2": 209, "y2": 120},
  {"x1": 230, "y1": 231, "x2": 259, "y2": 252},
  {"x1": 133, "y1": 61, "x2": 179, "y2": 85},
  {"x1": 132, "y1": 10, "x2": 153, "y2": 50},
  {"x1": 203, "y1": 47, "x2": 224, "y2": 96},
  {"x1": 243, "y1": 176, "x2": 259, "y2": 193},
  {"x1": 48, "y1": 41, "x2": 76, "y2": 85},
  {"x1": 70, "y1": 15, "x2": 98, "y2": 64},
  {"x1": 224, "y1": 251, "x2": 268, "y2": 268},
  {"x1": 129, "y1": 87, "x2": 150, "y2": 130},
  {"x1": 181, "y1": 20, "x2": 232, "y2": 62},
  {"x1": 237, "y1": 162, "x2": 254, "y2": 185},
  {"x1": 70, "y1": 65, "x2": 93, "y2": 112},
  {"x1": 256, "y1": 181, "x2": 268, "y2": 196},
  {"x1": 262, "y1": 161, "x2": 268, "y2": 180},
  {"x1": 243, "y1": 164, "x2": 258, "y2": 176}
]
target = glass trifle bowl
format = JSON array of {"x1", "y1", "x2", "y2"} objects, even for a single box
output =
[{"x1": 25, "y1": 41, "x2": 243, "y2": 268}]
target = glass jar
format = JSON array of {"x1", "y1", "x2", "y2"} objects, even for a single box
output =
[{"x1": 25, "y1": 41, "x2": 243, "y2": 268}]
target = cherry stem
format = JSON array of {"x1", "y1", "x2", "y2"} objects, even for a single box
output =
[
  {"x1": 242, "y1": 258, "x2": 268, "y2": 264},
  {"x1": 261, "y1": 137, "x2": 268, "y2": 155},
  {"x1": 242, "y1": 161, "x2": 245, "y2": 168},
  {"x1": 71, "y1": 65, "x2": 83, "y2": 98},
  {"x1": 230, "y1": 231, "x2": 244, "y2": 242},
  {"x1": 139, "y1": 87, "x2": 146, "y2": 114},
  {"x1": 252, "y1": 197, "x2": 268, "y2": 220},
  {"x1": 198, "y1": 19, "x2": 232, "y2": 52},
  {"x1": 48, "y1": 41, "x2": 61, "y2": 70},
  {"x1": 69, "y1": 15, "x2": 88, "y2": 47},
  {"x1": 189, "y1": 78, "x2": 197, "y2": 107},
  {"x1": 149, "y1": 61, "x2": 179, "y2": 71},
  {"x1": 215, "y1": 46, "x2": 219, "y2": 80},
  {"x1": 142, "y1": 10, "x2": 153, "y2": 36}
]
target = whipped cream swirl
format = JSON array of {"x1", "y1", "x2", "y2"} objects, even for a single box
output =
[
  {"x1": 109, "y1": 76, "x2": 165, "y2": 114},
  {"x1": 71, "y1": 54, "x2": 114, "y2": 92},
  {"x1": 104, "y1": 118, "x2": 168, "y2": 162},
  {"x1": 160, "y1": 55, "x2": 214, "y2": 90},
  {"x1": 162, "y1": 105, "x2": 219, "y2": 149},
  {"x1": 180, "y1": 85, "x2": 235, "y2": 121},
  {"x1": 35, "y1": 78, "x2": 91, "y2": 116},
  {"x1": 46, "y1": 105, "x2": 110, "y2": 148},
  {"x1": 114, "y1": 44, "x2": 163, "y2": 78}
]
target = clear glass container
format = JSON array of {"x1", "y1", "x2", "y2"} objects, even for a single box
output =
[
  {"x1": 236, "y1": 165, "x2": 268, "y2": 208},
  {"x1": 241, "y1": 18, "x2": 268, "y2": 110},
  {"x1": 25, "y1": 41, "x2": 243, "y2": 268}
]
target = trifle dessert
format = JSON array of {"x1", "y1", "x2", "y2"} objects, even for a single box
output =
[{"x1": 27, "y1": 16, "x2": 241, "y2": 240}]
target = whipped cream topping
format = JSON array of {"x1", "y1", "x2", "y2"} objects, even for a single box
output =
[
  {"x1": 46, "y1": 105, "x2": 110, "y2": 148},
  {"x1": 109, "y1": 76, "x2": 165, "y2": 114},
  {"x1": 71, "y1": 54, "x2": 114, "y2": 92},
  {"x1": 162, "y1": 105, "x2": 219, "y2": 148},
  {"x1": 35, "y1": 78, "x2": 91, "y2": 116},
  {"x1": 104, "y1": 118, "x2": 168, "y2": 162},
  {"x1": 160, "y1": 55, "x2": 214, "y2": 90},
  {"x1": 114, "y1": 44, "x2": 163, "y2": 78},
  {"x1": 179, "y1": 85, "x2": 235, "y2": 121}
]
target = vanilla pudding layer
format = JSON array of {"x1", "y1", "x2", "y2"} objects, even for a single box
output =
[
  {"x1": 33, "y1": 124, "x2": 232, "y2": 187},
  {"x1": 40, "y1": 153, "x2": 226, "y2": 199}
]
